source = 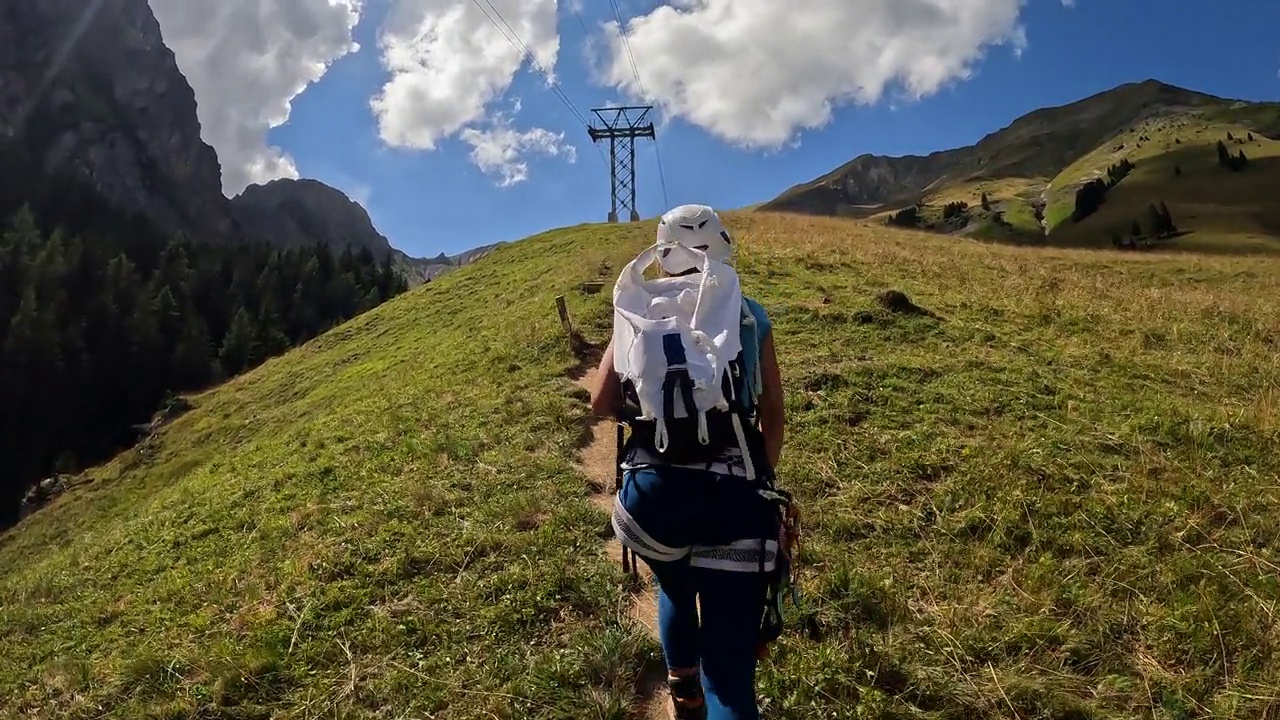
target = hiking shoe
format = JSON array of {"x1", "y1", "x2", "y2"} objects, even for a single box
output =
[{"x1": 667, "y1": 674, "x2": 706, "y2": 720}]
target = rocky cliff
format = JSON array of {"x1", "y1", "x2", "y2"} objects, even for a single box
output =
[
  {"x1": 0, "y1": 0, "x2": 235, "y2": 243},
  {"x1": 231, "y1": 178, "x2": 508, "y2": 286},
  {"x1": 0, "y1": 0, "x2": 506, "y2": 282},
  {"x1": 232, "y1": 178, "x2": 397, "y2": 260},
  {"x1": 404, "y1": 242, "x2": 506, "y2": 283}
]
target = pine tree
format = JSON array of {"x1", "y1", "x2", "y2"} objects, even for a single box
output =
[
  {"x1": 338, "y1": 245, "x2": 357, "y2": 276},
  {"x1": 1072, "y1": 179, "x2": 1109, "y2": 222},
  {"x1": 357, "y1": 287, "x2": 380, "y2": 314},
  {"x1": 169, "y1": 313, "x2": 214, "y2": 391},
  {"x1": 123, "y1": 287, "x2": 163, "y2": 416},
  {"x1": 1159, "y1": 201, "x2": 1176, "y2": 235},
  {"x1": 156, "y1": 242, "x2": 191, "y2": 295},
  {"x1": 355, "y1": 247, "x2": 376, "y2": 286},
  {"x1": 1, "y1": 287, "x2": 64, "y2": 484},
  {"x1": 4, "y1": 287, "x2": 64, "y2": 383},
  {"x1": 980, "y1": 192, "x2": 991, "y2": 212},
  {"x1": 218, "y1": 308, "x2": 259, "y2": 376},
  {"x1": 152, "y1": 285, "x2": 183, "y2": 348},
  {"x1": 1130, "y1": 219, "x2": 1143, "y2": 239},
  {"x1": 254, "y1": 295, "x2": 289, "y2": 360},
  {"x1": 1147, "y1": 204, "x2": 1165, "y2": 239},
  {"x1": 0, "y1": 216, "x2": 407, "y2": 525},
  {"x1": 325, "y1": 271, "x2": 360, "y2": 319},
  {"x1": 887, "y1": 205, "x2": 920, "y2": 227},
  {"x1": 289, "y1": 264, "x2": 323, "y2": 339}
]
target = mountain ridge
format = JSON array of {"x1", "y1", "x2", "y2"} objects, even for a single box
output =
[
  {"x1": 0, "y1": 0, "x2": 236, "y2": 244},
  {"x1": 0, "y1": 0, "x2": 495, "y2": 284},
  {"x1": 760, "y1": 79, "x2": 1279, "y2": 229}
]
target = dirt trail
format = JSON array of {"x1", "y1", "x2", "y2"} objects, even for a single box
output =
[{"x1": 574, "y1": 368, "x2": 669, "y2": 720}]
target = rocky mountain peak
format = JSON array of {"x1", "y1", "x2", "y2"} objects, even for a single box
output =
[{"x1": 0, "y1": 0, "x2": 235, "y2": 243}]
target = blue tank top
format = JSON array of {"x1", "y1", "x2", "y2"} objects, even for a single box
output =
[{"x1": 737, "y1": 296, "x2": 772, "y2": 415}]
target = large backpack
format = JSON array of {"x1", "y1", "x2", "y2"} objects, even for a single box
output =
[{"x1": 610, "y1": 240, "x2": 765, "y2": 474}]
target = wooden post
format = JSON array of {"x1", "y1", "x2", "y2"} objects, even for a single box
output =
[{"x1": 555, "y1": 295, "x2": 573, "y2": 337}]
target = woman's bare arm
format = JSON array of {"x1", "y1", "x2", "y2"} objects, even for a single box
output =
[
  {"x1": 588, "y1": 338, "x2": 621, "y2": 418},
  {"x1": 756, "y1": 330, "x2": 785, "y2": 468}
]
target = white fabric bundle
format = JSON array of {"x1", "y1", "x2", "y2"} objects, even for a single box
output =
[{"x1": 612, "y1": 242, "x2": 744, "y2": 450}]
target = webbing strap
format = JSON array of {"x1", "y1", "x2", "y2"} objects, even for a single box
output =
[
  {"x1": 659, "y1": 330, "x2": 699, "y2": 437},
  {"x1": 615, "y1": 374, "x2": 636, "y2": 577}
]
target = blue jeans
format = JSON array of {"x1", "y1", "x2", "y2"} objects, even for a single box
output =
[{"x1": 614, "y1": 466, "x2": 779, "y2": 720}]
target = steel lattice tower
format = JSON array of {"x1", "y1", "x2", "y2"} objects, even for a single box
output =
[{"x1": 588, "y1": 106, "x2": 655, "y2": 223}]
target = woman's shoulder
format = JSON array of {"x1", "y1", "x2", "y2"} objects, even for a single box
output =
[{"x1": 742, "y1": 295, "x2": 772, "y2": 334}]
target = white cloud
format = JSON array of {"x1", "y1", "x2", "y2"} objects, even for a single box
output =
[
  {"x1": 597, "y1": 0, "x2": 1029, "y2": 149},
  {"x1": 461, "y1": 106, "x2": 577, "y2": 187},
  {"x1": 370, "y1": 0, "x2": 559, "y2": 151},
  {"x1": 148, "y1": 0, "x2": 362, "y2": 195}
]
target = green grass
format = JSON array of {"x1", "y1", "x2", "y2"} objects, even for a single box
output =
[
  {"x1": 1044, "y1": 114, "x2": 1280, "y2": 251},
  {"x1": 996, "y1": 196, "x2": 1043, "y2": 235},
  {"x1": 0, "y1": 222, "x2": 657, "y2": 719},
  {"x1": 4, "y1": 212, "x2": 1280, "y2": 718},
  {"x1": 870, "y1": 179, "x2": 1049, "y2": 243}
]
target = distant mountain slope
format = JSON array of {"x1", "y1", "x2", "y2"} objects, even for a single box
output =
[
  {"x1": 231, "y1": 178, "x2": 401, "y2": 260},
  {"x1": 406, "y1": 241, "x2": 507, "y2": 282},
  {"x1": 762, "y1": 80, "x2": 1280, "y2": 251},
  {"x1": 0, "y1": 0, "x2": 235, "y2": 243}
]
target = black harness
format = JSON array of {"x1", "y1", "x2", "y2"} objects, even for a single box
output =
[{"x1": 610, "y1": 331, "x2": 799, "y2": 656}]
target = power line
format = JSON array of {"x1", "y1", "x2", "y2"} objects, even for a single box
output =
[
  {"x1": 606, "y1": 0, "x2": 670, "y2": 209},
  {"x1": 466, "y1": 0, "x2": 607, "y2": 167},
  {"x1": 607, "y1": 0, "x2": 647, "y2": 99},
  {"x1": 570, "y1": 3, "x2": 592, "y2": 42},
  {"x1": 468, "y1": 0, "x2": 589, "y2": 130},
  {"x1": 466, "y1": 0, "x2": 665, "y2": 216},
  {"x1": 652, "y1": 140, "x2": 670, "y2": 210}
]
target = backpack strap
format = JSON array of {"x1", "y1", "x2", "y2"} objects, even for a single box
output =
[{"x1": 615, "y1": 374, "x2": 637, "y2": 577}]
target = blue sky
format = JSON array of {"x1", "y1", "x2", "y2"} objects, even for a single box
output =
[{"x1": 239, "y1": 0, "x2": 1280, "y2": 258}]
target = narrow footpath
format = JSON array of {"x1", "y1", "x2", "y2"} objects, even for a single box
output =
[{"x1": 574, "y1": 367, "x2": 670, "y2": 720}]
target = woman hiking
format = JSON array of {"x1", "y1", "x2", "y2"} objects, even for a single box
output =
[{"x1": 589, "y1": 204, "x2": 787, "y2": 720}]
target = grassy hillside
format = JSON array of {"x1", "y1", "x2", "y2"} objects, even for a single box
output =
[
  {"x1": 1043, "y1": 114, "x2": 1280, "y2": 251},
  {"x1": 763, "y1": 80, "x2": 1280, "y2": 253},
  {"x1": 3, "y1": 213, "x2": 1280, "y2": 719},
  {"x1": 0, "y1": 223, "x2": 655, "y2": 719}
]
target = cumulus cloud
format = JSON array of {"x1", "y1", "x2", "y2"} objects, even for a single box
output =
[
  {"x1": 148, "y1": 0, "x2": 361, "y2": 195},
  {"x1": 369, "y1": 0, "x2": 575, "y2": 184},
  {"x1": 461, "y1": 104, "x2": 576, "y2": 187},
  {"x1": 370, "y1": 0, "x2": 558, "y2": 150},
  {"x1": 597, "y1": 0, "x2": 1029, "y2": 149}
]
